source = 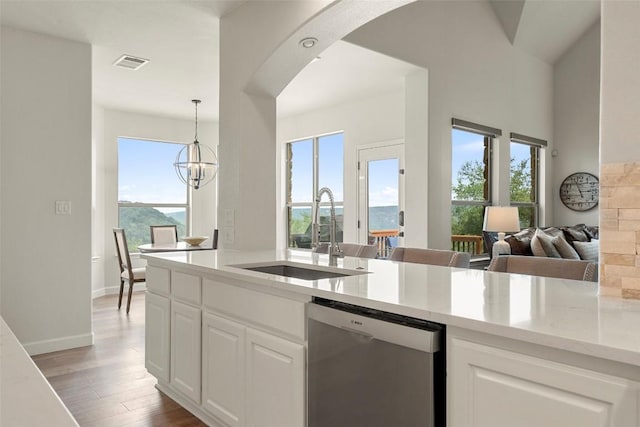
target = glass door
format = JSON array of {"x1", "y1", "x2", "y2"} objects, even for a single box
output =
[{"x1": 358, "y1": 144, "x2": 404, "y2": 258}]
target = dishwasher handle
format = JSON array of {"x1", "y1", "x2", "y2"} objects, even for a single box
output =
[
  {"x1": 340, "y1": 326, "x2": 374, "y2": 341},
  {"x1": 308, "y1": 302, "x2": 440, "y2": 353}
]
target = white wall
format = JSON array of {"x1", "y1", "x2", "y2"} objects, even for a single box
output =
[
  {"x1": 220, "y1": 0, "x2": 411, "y2": 251},
  {"x1": 345, "y1": 1, "x2": 553, "y2": 248},
  {"x1": 95, "y1": 108, "x2": 217, "y2": 296},
  {"x1": 0, "y1": 26, "x2": 93, "y2": 354},
  {"x1": 553, "y1": 21, "x2": 600, "y2": 226},
  {"x1": 92, "y1": 104, "x2": 106, "y2": 297},
  {"x1": 601, "y1": 2, "x2": 640, "y2": 165}
]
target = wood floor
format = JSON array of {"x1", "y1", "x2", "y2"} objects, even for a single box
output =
[{"x1": 32, "y1": 292, "x2": 207, "y2": 427}]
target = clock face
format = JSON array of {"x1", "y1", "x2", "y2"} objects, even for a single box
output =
[{"x1": 559, "y1": 172, "x2": 599, "y2": 211}]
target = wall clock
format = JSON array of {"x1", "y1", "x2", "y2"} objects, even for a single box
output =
[{"x1": 559, "y1": 172, "x2": 599, "y2": 211}]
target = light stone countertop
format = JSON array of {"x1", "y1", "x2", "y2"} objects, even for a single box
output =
[
  {"x1": 143, "y1": 249, "x2": 640, "y2": 368},
  {"x1": 0, "y1": 317, "x2": 79, "y2": 426}
]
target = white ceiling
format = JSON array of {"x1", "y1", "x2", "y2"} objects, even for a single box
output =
[
  {"x1": 0, "y1": 0, "x2": 601, "y2": 122},
  {"x1": 490, "y1": 0, "x2": 601, "y2": 64}
]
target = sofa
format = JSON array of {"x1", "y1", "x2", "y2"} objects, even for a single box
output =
[{"x1": 484, "y1": 224, "x2": 599, "y2": 262}]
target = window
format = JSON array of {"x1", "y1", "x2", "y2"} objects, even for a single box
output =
[
  {"x1": 118, "y1": 137, "x2": 188, "y2": 252},
  {"x1": 510, "y1": 132, "x2": 546, "y2": 228},
  {"x1": 451, "y1": 119, "x2": 500, "y2": 254},
  {"x1": 286, "y1": 133, "x2": 344, "y2": 249}
]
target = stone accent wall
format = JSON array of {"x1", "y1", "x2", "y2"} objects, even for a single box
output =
[{"x1": 600, "y1": 162, "x2": 640, "y2": 299}]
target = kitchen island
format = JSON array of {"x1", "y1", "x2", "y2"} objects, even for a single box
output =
[{"x1": 143, "y1": 249, "x2": 640, "y2": 427}]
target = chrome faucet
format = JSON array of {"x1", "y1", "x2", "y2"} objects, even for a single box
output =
[{"x1": 312, "y1": 187, "x2": 343, "y2": 266}]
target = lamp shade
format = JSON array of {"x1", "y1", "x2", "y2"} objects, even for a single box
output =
[{"x1": 483, "y1": 206, "x2": 520, "y2": 232}]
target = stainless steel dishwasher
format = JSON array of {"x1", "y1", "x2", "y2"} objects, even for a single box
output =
[{"x1": 307, "y1": 297, "x2": 445, "y2": 427}]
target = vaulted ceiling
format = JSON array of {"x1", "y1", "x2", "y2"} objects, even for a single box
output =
[
  {"x1": 0, "y1": 1, "x2": 600, "y2": 122},
  {"x1": 490, "y1": 0, "x2": 600, "y2": 64}
]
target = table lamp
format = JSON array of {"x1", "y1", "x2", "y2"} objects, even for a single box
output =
[{"x1": 483, "y1": 206, "x2": 520, "y2": 257}]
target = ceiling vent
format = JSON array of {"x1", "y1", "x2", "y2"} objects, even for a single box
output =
[{"x1": 113, "y1": 54, "x2": 149, "y2": 70}]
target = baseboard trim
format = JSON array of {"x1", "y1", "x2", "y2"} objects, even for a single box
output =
[
  {"x1": 24, "y1": 332, "x2": 94, "y2": 356},
  {"x1": 93, "y1": 283, "x2": 147, "y2": 299}
]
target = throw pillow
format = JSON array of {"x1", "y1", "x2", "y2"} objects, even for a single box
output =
[
  {"x1": 574, "y1": 239, "x2": 599, "y2": 261},
  {"x1": 585, "y1": 226, "x2": 599, "y2": 240},
  {"x1": 552, "y1": 235, "x2": 580, "y2": 260},
  {"x1": 531, "y1": 228, "x2": 561, "y2": 257},
  {"x1": 530, "y1": 229, "x2": 545, "y2": 257},
  {"x1": 561, "y1": 224, "x2": 590, "y2": 246},
  {"x1": 505, "y1": 228, "x2": 535, "y2": 255},
  {"x1": 541, "y1": 226, "x2": 564, "y2": 239}
]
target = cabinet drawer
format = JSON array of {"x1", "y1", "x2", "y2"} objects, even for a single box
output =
[
  {"x1": 171, "y1": 271, "x2": 201, "y2": 305},
  {"x1": 203, "y1": 279, "x2": 306, "y2": 340},
  {"x1": 146, "y1": 266, "x2": 170, "y2": 296}
]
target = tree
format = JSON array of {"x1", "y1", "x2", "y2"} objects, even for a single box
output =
[{"x1": 452, "y1": 157, "x2": 533, "y2": 236}]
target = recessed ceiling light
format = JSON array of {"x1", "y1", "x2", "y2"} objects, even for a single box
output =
[
  {"x1": 299, "y1": 37, "x2": 318, "y2": 48},
  {"x1": 113, "y1": 54, "x2": 149, "y2": 70}
]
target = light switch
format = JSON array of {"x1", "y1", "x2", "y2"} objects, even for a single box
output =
[
  {"x1": 223, "y1": 209, "x2": 235, "y2": 227},
  {"x1": 55, "y1": 200, "x2": 71, "y2": 215},
  {"x1": 223, "y1": 227, "x2": 234, "y2": 245}
]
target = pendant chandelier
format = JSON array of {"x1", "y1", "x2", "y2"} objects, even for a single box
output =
[{"x1": 174, "y1": 99, "x2": 218, "y2": 190}]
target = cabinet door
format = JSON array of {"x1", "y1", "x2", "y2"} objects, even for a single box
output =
[
  {"x1": 145, "y1": 292, "x2": 170, "y2": 382},
  {"x1": 449, "y1": 336, "x2": 640, "y2": 427},
  {"x1": 170, "y1": 300, "x2": 201, "y2": 403},
  {"x1": 202, "y1": 312, "x2": 245, "y2": 427},
  {"x1": 245, "y1": 328, "x2": 304, "y2": 427}
]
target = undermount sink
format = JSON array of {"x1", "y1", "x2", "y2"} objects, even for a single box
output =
[{"x1": 232, "y1": 261, "x2": 368, "y2": 281}]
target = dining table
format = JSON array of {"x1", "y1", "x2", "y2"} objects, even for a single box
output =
[{"x1": 138, "y1": 241, "x2": 217, "y2": 253}]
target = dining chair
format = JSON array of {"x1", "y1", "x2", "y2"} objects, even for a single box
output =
[
  {"x1": 389, "y1": 247, "x2": 471, "y2": 268},
  {"x1": 150, "y1": 225, "x2": 178, "y2": 244},
  {"x1": 487, "y1": 255, "x2": 597, "y2": 282},
  {"x1": 113, "y1": 228, "x2": 146, "y2": 314}
]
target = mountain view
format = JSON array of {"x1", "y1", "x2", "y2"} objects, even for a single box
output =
[
  {"x1": 121, "y1": 206, "x2": 399, "y2": 252},
  {"x1": 119, "y1": 207, "x2": 186, "y2": 251},
  {"x1": 291, "y1": 205, "x2": 398, "y2": 231}
]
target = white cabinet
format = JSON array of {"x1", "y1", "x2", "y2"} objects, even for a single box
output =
[
  {"x1": 448, "y1": 335, "x2": 640, "y2": 427},
  {"x1": 171, "y1": 300, "x2": 202, "y2": 403},
  {"x1": 145, "y1": 291, "x2": 171, "y2": 382},
  {"x1": 245, "y1": 328, "x2": 304, "y2": 427},
  {"x1": 202, "y1": 312, "x2": 245, "y2": 427},
  {"x1": 145, "y1": 266, "x2": 309, "y2": 427},
  {"x1": 201, "y1": 312, "x2": 305, "y2": 427}
]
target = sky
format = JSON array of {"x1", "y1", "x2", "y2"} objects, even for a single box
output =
[
  {"x1": 368, "y1": 158, "x2": 398, "y2": 207},
  {"x1": 118, "y1": 137, "x2": 187, "y2": 205},
  {"x1": 451, "y1": 129, "x2": 531, "y2": 197},
  {"x1": 451, "y1": 128, "x2": 484, "y2": 186},
  {"x1": 290, "y1": 133, "x2": 344, "y2": 203},
  {"x1": 290, "y1": 133, "x2": 400, "y2": 208}
]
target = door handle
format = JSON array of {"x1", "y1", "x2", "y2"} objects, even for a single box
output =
[{"x1": 399, "y1": 210, "x2": 404, "y2": 227}]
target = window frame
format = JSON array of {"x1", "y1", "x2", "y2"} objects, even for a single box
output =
[
  {"x1": 117, "y1": 137, "x2": 191, "y2": 253},
  {"x1": 450, "y1": 119, "x2": 501, "y2": 255},
  {"x1": 509, "y1": 132, "x2": 546, "y2": 228},
  {"x1": 286, "y1": 132, "x2": 344, "y2": 249},
  {"x1": 450, "y1": 119, "x2": 501, "y2": 211}
]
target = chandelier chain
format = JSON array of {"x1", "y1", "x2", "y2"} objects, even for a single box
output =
[{"x1": 192, "y1": 99, "x2": 200, "y2": 142}]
